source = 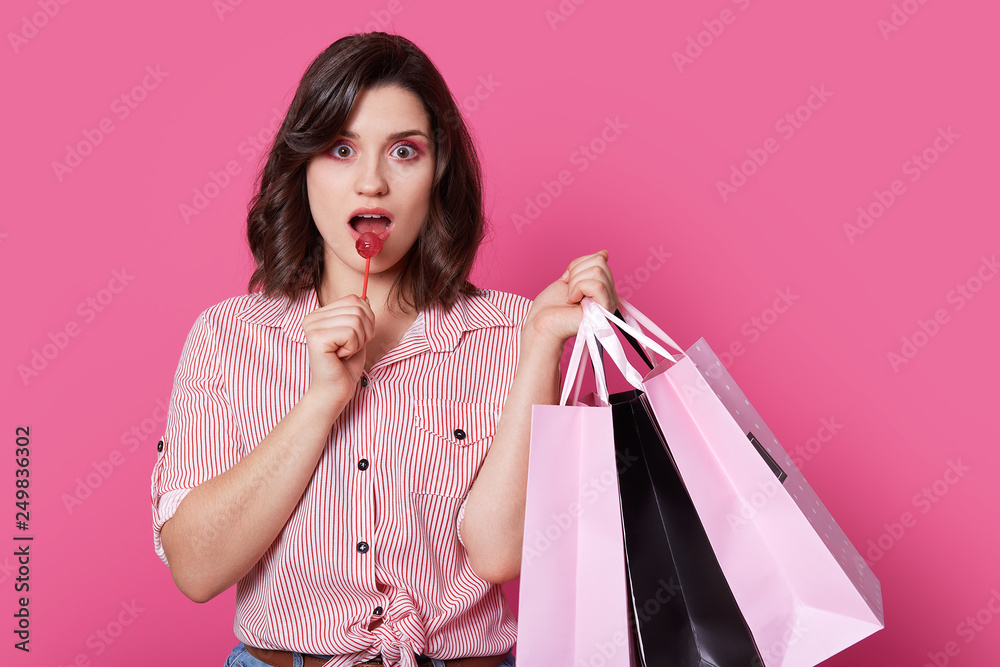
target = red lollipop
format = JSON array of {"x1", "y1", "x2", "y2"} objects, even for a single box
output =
[{"x1": 355, "y1": 232, "x2": 383, "y2": 299}]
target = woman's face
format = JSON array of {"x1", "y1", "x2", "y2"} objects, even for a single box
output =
[{"x1": 306, "y1": 84, "x2": 436, "y2": 282}]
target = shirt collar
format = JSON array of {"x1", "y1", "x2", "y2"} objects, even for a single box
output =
[
  {"x1": 235, "y1": 285, "x2": 513, "y2": 350},
  {"x1": 424, "y1": 288, "x2": 514, "y2": 351}
]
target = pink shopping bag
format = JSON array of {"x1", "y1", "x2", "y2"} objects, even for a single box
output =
[
  {"x1": 583, "y1": 298, "x2": 884, "y2": 667},
  {"x1": 517, "y1": 308, "x2": 636, "y2": 667}
]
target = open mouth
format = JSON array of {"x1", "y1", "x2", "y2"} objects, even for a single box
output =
[{"x1": 348, "y1": 214, "x2": 392, "y2": 240}]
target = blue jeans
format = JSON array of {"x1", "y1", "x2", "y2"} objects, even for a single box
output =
[{"x1": 225, "y1": 642, "x2": 516, "y2": 667}]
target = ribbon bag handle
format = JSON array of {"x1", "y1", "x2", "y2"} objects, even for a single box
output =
[
  {"x1": 588, "y1": 297, "x2": 683, "y2": 363},
  {"x1": 607, "y1": 297, "x2": 687, "y2": 362},
  {"x1": 560, "y1": 297, "x2": 687, "y2": 405},
  {"x1": 582, "y1": 295, "x2": 697, "y2": 396},
  {"x1": 579, "y1": 299, "x2": 663, "y2": 395},
  {"x1": 559, "y1": 302, "x2": 611, "y2": 407}
]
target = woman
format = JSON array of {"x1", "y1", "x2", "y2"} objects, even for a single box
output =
[{"x1": 150, "y1": 32, "x2": 618, "y2": 667}]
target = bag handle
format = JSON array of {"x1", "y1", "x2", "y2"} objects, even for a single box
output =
[
  {"x1": 582, "y1": 300, "x2": 647, "y2": 393},
  {"x1": 559, "y1": 303, "x2": 611, "y2": 407},
  {"x1": 611, "y1": 308, "x2": 653, "y2": 370},
  {"x1": 589, "y1": 297, "x2": 682, "y2": 361},
  {"x1": 560, "y1": 297, "x2": 687, "y2": 405},
  {"x1": 581, "y1": 297, "x2": 693, "y2": 396},
  {"x1": 607, "y1": 297, "x2": 687, "y2": 361}
]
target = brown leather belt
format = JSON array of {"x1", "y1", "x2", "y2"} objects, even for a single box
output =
[{"x1": 245, "y1": 644, "x2": 508, "y2": 667}]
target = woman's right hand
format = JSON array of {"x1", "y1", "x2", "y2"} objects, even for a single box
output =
[{"x1": 300, "y1": 294, "x2": 375, "y2": 402}]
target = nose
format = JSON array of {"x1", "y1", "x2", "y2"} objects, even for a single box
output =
[{"x1": 354, "y1": 152, "x2": 388, "y2": 196}]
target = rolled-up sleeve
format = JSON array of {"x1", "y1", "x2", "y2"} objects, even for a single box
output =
[{"x1": 151, "y1": 310, "x2": 244, "y2": 566}]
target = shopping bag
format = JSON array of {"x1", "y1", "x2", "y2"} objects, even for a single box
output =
[
  {"x1": 517, "y1": 308, "x2": 637, "y2": 667},
  {"x1": 610, "y1": 387, "x2": 762, "y2": 666},
  {"x1": 582, "y1": 297, "x2": 884, "y2": 667}
]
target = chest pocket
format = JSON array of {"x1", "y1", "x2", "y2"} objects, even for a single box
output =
[{"x1": 409, "y1": 399, "x2": 501, "y2": 498}]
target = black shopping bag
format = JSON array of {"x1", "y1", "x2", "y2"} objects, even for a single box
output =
[{"x1": 610, "y1": 387, "x2": 762, "y2": 667}]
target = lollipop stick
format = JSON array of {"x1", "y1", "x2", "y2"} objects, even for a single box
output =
[{"x1": 355, "y1": 231, "x2": 382, "y2": 299}]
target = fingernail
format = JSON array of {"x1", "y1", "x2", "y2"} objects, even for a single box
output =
[{"x1": 561, "y1": 270, "x2": 569, "y2": 280}]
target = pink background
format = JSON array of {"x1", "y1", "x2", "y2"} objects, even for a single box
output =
[{"x1": 3, "y1": 0, "x2": 998, "y2": 664}]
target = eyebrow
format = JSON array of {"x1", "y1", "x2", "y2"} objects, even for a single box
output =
[{"x1": 340, "y1": 129, "x2": 429, "y2": 142}]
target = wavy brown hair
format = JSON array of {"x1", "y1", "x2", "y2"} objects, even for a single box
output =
[{"x1": 246, "y1": 32, "x2": 485, "y2": 312}]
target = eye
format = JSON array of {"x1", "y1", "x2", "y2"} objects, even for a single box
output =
[
  {"x1": 332, "y1": 143, "x2": 355, "y2": 159},
  {"x1": 392, "y1": 143, "x2": 419, "y2": 160}
]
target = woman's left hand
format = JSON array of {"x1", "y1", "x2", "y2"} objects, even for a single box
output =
[{"x1": 524, "y1": 249, "x2": 619, "y2": 348}]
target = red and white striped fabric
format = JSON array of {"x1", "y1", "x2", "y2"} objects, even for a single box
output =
[{"x1": 150, "y1": 286, "x2": 531, "y2": 667}]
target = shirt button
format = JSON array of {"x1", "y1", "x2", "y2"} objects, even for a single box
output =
[
  {"x1": 358, "y1": 459, "x2": 370, "y2": 471},
  {"x1": 360, "y1": 376, "x2": 369, "y2": 388},
  {"x1": 453, "y1": 428, "x2": 466, "y2": 441},
  {"x1": 157, "y1": 440, "x2": 164, "y2": 452},
  {"x1": 356, "y1": 541, "x2": 369, "y2": 553},
  {"x1": 373, "y1": 606, "x2": 384, "y2": 616}
]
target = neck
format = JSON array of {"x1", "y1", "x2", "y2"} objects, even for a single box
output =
[{"x1": 317, "y1": 258, "x2": 416, "y2": 320}]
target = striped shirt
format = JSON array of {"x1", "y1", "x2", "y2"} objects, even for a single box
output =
[{"x1": 150, "y1": 285, "x2": 531, "y2": 666}]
